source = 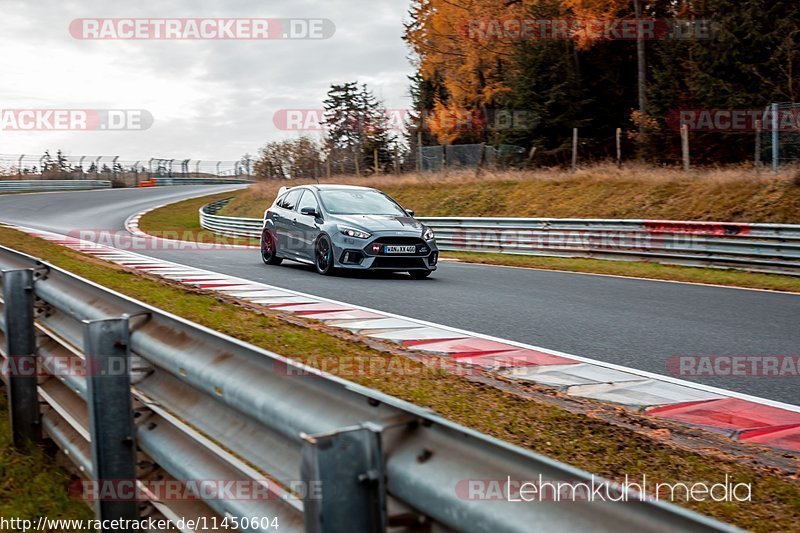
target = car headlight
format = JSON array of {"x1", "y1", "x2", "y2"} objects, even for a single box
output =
[
  {"x1": 339, "y1": 226, "x2": 371, "y2": 239},
  {"x1": 422, "y1": 226, "x2": 435, "y2": 241}
]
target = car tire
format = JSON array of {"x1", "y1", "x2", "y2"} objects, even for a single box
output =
[
  {"x1": 261, "y1": 229, "x2": 283, "y2": 266},
  {"x1": 409, "y1": 270, "x2": 432, "y2": 279},
  {"x1": 314, "y1": 235, "x2": 335, "y2": 275}
]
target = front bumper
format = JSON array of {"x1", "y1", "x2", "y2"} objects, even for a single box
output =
[{"x1": 330, "y1": 232, "x2": 439, "y2": 271}]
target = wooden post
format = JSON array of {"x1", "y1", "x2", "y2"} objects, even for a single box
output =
[
  {"x1": 354, "y1": 147, "x2": 360, "y2": 177},
  {"x1": 417, "y1": 130, "x2": 423, "y2": 173},
  {"x1": 571, "y1": 128, "x2": 578, "y2": 172},
  {"x1": 681, "y1": 124, "x2": 690, "y2": 172},
  {"x1": 616, "y1": 128, "x2": 622, "y2": 168},
  {"x1": 373, "y1": 148, "x2": 379, "y2": 175},
  {"x1": 326, "y1": 158, "x2": 331, "y2": 179},
  {"x1": 755, "y1": 120, "x2": 762, "y2": 173},
  {"x1": 475, "y1": 143, "x2": 486, "y2": 178},
  {"x1": 394, "y1": 145, "x2": 399, "y2": 175}
]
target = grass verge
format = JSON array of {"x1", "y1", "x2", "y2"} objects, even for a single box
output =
[
  {"x1": 444, "y1": 251, "x2": 800, "y2": 293},
  {"x1": 0, "y1": 225, "x2": 798, "y2": 530},
  {"x1": 0, "y1": 392, "x2": 94, "y2": 527},
  {"x1": 220, "y1": 165, "x2": 800, "y2": 223},
  {"x1": 137, "y1": 191, "x2": 258, "y2": 246}
]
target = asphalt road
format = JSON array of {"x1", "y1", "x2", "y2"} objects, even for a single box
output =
[{"x1": 1, "y1": 186, "x2": 798, "y2": 404}]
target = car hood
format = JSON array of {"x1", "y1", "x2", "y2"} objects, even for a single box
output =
[{"x1": 332, "y1": 214, "x2": 423, "y2": 233}]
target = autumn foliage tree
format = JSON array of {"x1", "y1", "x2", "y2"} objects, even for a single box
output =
[{"x1": 404, "y1": 0, "x2": 800, "y2": 164}]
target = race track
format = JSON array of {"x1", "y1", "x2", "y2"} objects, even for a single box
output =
[{"x1": 1, "y1": 186, "x2": 798, "y2": 404}]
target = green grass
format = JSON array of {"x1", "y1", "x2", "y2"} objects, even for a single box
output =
[
  {"x1": 0, "y1": 392, "x2": 94, "y2": 528},
  {"x1": 0, "y1": 225, "x2": 798, "y2": 531},
  {"x1": 138, "y1": 191, "x2": 258, "y2": 246},
  {"x1": 443, "y1": 251, "x2": 800, "y2": 293}
]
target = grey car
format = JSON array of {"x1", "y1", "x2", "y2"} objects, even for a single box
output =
[{"x1": 260, "y1": 184, "x2": 439, "y2": 278}]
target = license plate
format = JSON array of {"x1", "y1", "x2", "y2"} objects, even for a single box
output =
[{"x1": 384, "y1": 245, "x2": 417, "y2": 254}]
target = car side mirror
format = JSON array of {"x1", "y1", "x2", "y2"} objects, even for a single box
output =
[
  {"x1": 301, "y1": 206, "x2": 320, "y2": 218},
  {"x1": 405, "y1": 209, "x2": 415, "y2": 217}
]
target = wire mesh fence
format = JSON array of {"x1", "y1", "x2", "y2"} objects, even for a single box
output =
[
  {"x1": 0, "y1": 153, "x2": 253, "y2": 187},
  {"x1": 759, "y1": 103, "x2": 800, "y2": 171},
  {"x1": 419, "y1": 143, "x2": 527, "y2": 172}
]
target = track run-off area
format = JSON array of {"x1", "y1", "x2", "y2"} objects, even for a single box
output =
[{"x1": 0, "y1": 185, "x2": 798, "y2": 405}]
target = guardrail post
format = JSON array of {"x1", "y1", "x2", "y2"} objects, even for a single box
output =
[
  {"x1": 301, "y1": 426, "x2": 386, "y2": 533},
  {"x1": 84, "y1": 318, "x2": 139, "y2": 525},
  {"x1": 2, "y1": 268, "x2": 40, "y2": 447}
]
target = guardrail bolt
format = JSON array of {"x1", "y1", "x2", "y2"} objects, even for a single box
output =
[{"x1": 416, "y1": 449, "x2": 433, "y2": 463}]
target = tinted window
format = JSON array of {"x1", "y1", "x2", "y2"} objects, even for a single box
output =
[
  {"x1": 280, "y1": 189, "x2": 302, "y2": 211},
  {"x1": 297, "y1": 190, "x2": 320, "y2": 214},
  {"x1": 275, "y1": 193, "x2": 288, "y2": 208},
  {"x1": 318, "y1": 190, "x2": 406, "y2": 216}
]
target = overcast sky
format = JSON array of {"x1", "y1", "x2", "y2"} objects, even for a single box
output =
[{"x1": 0, "y1": 0, "x2": 415, "y2": 162}]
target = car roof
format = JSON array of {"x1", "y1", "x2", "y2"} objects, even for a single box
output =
[
  {"x1": 310, "y1": 184, "x2": 375, "y2": 191},
  {"x1": 277, "y1": 184, "x2": 379, "y2": 199},
  {"x1": 279, "y1": 184, "x2": 377, "y2": 194}
]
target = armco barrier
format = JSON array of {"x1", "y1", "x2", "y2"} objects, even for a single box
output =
[
  {"x1": 198, "y1": 200, "x2": 800, "y2": 275},
  {"x1": 0, "y1": 244, "x2": 736, "y2": 532},
  {"x1": 0, "y1": 179, "x2": 111, "y2": 192},
  {"x1": 139, "y1": 177, "x2": 255, "y2": 187}
]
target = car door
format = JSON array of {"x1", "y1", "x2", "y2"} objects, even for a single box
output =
[
  {"x1": 274, "y1": 188, "x2": 302, "y2": 255},
  {"x1": 293, "y1": 190, "x2": 322, "y2": 261}
]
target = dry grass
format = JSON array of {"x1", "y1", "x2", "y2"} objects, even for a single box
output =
[{"x1": 221, "y1": 165, "x2": 800, "y2": 223}]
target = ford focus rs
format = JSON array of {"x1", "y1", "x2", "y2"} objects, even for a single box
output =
[{"x1": 260, "y1": 184, "x2": 438, "y2": 278}]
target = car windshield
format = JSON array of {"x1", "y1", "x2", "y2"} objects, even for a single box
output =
[{"x1": 319, "y1": 190, "x2": 406, "y2": 216}]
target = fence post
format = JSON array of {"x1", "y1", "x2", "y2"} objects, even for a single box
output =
[
  {"x1": 681, "y1": 124, "x2": 691, "y2": 172},
  {"x1": 755, "y1": 120, "x2": 762, "y2": 172},
  {"x1": 17, "y1": 154, "x2": 24, "y2": 176},
  {"x1": 616, "y1": 128, "x2": 622, "y2": 168},
  {"x1": 571, "y1": 128, "x2": 578, "y2": 172},
  {"x1": 475, "y1": 143, "x2": 486, "y2": 177},
  {"x1": 301, "y1": 427, "x2": 385, "y2": 533},
  {"x1": 2, "y1": 268, "x2": 40, "y2": 447},
  {"x1": 84, "y1": 318, "x2": 138, "y2": 525},
  {"x1": 771, "y1": 103, "x2": 779, "y2": 173}
]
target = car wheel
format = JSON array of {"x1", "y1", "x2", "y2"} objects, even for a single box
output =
[
  {"x1": 409, "y1": 270, "x2": 432, "y2": 279},
  {"x1": 315, "y1": 235, "x2": 335, "y2": 275},
  {"x1": 261, "y1": 229, "x2": 282, "y2": 265}
]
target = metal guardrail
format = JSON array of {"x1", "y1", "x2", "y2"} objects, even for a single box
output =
[
  {"x1": 0, "y1": 244, "x2": 736, "y2": 532},
  {"x1": 151, "y1": 177, "x2": 254, "y2": 186},
  {"x1": 200, "y1": 198, "x2": 264, "y2": 238},
  {"x1": 0, "y1": 180, "x2": 111, "y2": 192},
  {"x1": 199, "y1": 200, "x2": 800, "y2": 275}
]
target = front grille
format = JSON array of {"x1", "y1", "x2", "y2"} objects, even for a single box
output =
[
  {"x1": 372, "y1": 257, "x2": 428, "y2": 269},
  {"x1": 371, "y1": 237, "x2": 425, "y2": 246},
  {"x1": 365, "y1": 236, "x2": 429, "y2": 256}
]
